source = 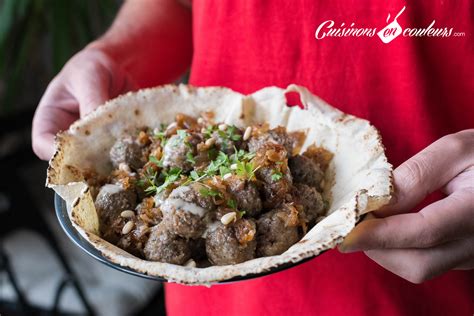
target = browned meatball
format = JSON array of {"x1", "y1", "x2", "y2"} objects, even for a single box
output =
[
  {"x1": 225, "y1": 175, "x2": 262, "y2": 217},
  {"x1": 116, "y1": 219, "x2": 151, "y2": 257},
  {"x1": 293, "y1": 183, "x2": 325, "y2": 224},
  {"x1": 143, "y1": 224, "x2": 191, "y2": 265},
  {"x1": 256, "y1": 208, "x2": 300, "y2": 257},
  {"x1": 161, "y1": 183, "x2": 216, "y2": 239},
  {"x1": 256, "y1": 165, "x2": 292, "y2": 209},
  {"x1": 95, "y1": 184, "x2": 137, "y2": 235},
  {"x1": 248, "y1": 126, "x2": 294, "y2": 156},
  {"x1": 110, "y1": 136, "x2": 145, "y2": 171},
  {"x1": 162, "y1": 132, "x2": 202, "y2": 172},
  {"x1": 205, "y1": 220, "x2": 257, "y2": 265},
  {"x1": 288, "y1": 155, "x2": 324, "y2": 189},
  {"x1": 135, "y1": 197, "x2": 162, "y2": 226}
]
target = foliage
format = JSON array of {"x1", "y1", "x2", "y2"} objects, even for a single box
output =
[{"x1": 0, "y1": 0, "x2": 119, "y2": 113}]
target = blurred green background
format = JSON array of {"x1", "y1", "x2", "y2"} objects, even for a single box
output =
[{"x1": 0, "y1": 0, "x2": 120, "y2": 116}]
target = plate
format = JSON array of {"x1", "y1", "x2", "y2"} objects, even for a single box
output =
[{"x1": 54, "y1": 193, "x2": 322, "y2": 283}]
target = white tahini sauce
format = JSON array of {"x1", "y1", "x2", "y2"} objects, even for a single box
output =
[
  {"x1": 100, "y1": 184, "x2": 122, "y2": 195},
  {"x1": 202, "y1": 221, "x2": 220, "y2": 238},
  {"x1": 153, "y1": 192, "x2": 165, "y2": 208},
  {"x1": 164, "y1": 198, "x2": 207, "y2": 217}
]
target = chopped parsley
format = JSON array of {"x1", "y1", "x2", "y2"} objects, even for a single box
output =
[
  {"x1": 227, "y1": 199, "x2": 237, "y2": 209},
  {"x1": 235, "y1": 160, "x2": 256, "y2": 180},
  {"x1": 138, "y1": 166, "x2": 158, "y2": 195},
  {"x1": 149, "y1": 155, "x2": 163, "y2": 167},
  {"x1": 168, "y1": 129, "x2": 190, "y2": 148},
  {"x1": 200, "y1": 187, "x2": 222, "y2": 197},
  {"x1": 176, "y1": 129, "x2": 189, "y2": 139},
  {"x1": 190, "y1": 170, "x2": 200, "y2": 181},
  {"x1": 203, "y1": 125, "x2": 216, "y2": 139},
  {"x1": 153, "y1": 124, "x2": 168, "y2": 145},
  {"x1": 238, "y1": 210, "x2": 246, "y2": 217},
  {"x1": 155, "y1": 167, "x2": 182, "y2": 193},
  {"x1": 225, "y1": 125, "x2": 242, "y2": 141},
  {"x1": 186, "y1": 152, "x2": 196, "y2": 165},
  {"x1": 271, "y1": 170, "x2": 283, "y2": 182}
]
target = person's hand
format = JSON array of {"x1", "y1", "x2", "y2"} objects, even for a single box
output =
[
  {"x1": 32, "y1": 47, "x2": 137, "y2": 160},
  {"x1": 339, "y1": 130, "x2": 474, "y2": 283}
]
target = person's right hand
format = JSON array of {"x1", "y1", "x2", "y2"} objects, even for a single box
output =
[{"x1": 32, "y1": 47, "x2": 137, "y2": 160}]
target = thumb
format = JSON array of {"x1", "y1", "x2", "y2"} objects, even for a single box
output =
[
  {"x1": 75, "y1": 73, "x2": 110, "y2": 116},
  {"x1": 65, "y1": 49, "x2": 134, "y2": 117}
]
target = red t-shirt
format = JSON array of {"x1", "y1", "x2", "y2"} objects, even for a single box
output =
[{"x1": 166, "y1": 1, "x2": 474, "y2": 315}]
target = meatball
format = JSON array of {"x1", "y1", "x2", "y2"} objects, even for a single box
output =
[
  {"x1": 110, "y1": 136, "x2": 145, "y2": 171},
  {"x1": 225, "y1": 175, "x2": 262, "y2": 217},
  {"x1": 161, "y1": 183, "x2": 216, "y2": 239},
  {"x1": 248, "y1": 126, "x2": 295, "y2": 156},
  {"x1": 292, "y1": 183, "x2": 325, "y2": 224},
  {"x1": 256, "y1": 208, "x2": 300, "y2": 257},
  {"x1": 143, "y1": 223, "x2": 191, "y2": 265},
  {"x1": 116, "y1": 219, "x2": 151, "y2": 257},
  {"x1": 136, "y1": 197, "x2": 163, "y2": 225},
  {"x1": 256, "y1": 165, "x2": 292, "y2": 209},
  {"x1": 95, "y1": 184, "x2": 137, "y2": 234},
  {"x1": 162, "y1": 132, "x2": 202, "y2": 172},
  {"x1": 205, "y1": 220, "x2": 257, "y2": 265},
  {"x1": 288, "y1": 155, "x2": 324, "y2": 190}
]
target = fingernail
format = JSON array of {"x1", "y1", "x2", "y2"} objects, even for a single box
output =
[
  {"x1": 338, "y1": 245, "x2": 357, "y2": 253},
  {"x1": 338, "y1": 239, "x2": 359, "y2": 253}
]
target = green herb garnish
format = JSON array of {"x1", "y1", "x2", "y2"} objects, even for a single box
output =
[
  {"x1": 139, "y1": 166, "x2": 158, "y2": 195},
  {"x1": 271, "y1": 170, "x2": 283, "y2": 182},
  {"x1": 200, "y1": 187, "x2": 222, "y2": 197},
  {"x1": 237, "y1": 210, "x2": 246, "y2": 217},
  {"x1": 186, "y1": 152, "x2": 196, "y2": 165},
  {"x1": 235, "y1": 161, "x2": 256, "y2": 180},
  {"x1": 153, "y1": 124, "x2": 168, "y2": 145},
  {"x1": 227, "y1": 199, "x2": 237, "y2": 209},
  {"x1": 177, "y1": 129, "x2": 188, "y2": 139},
  {"x1": 156, "y1": 167, "x2": 182, "y2": 193},
  {"x1": 149, "y1": 155, "x2": 163, "y2": 167}
]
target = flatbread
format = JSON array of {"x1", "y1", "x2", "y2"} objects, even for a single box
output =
[{"x1": 47, "y1": 84, "x2": 393, "y2": 285}]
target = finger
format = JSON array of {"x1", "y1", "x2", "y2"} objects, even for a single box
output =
[
  {"x1": 66, "y1": 49, "x2": 136, "y2": 116},
  {"x1": 32, "y1": 81, "x2": 79, "y2": 160},
  {"x1": 455, "y1": 256, "x2": 474, "y2": 270},
  {"x1": 364, "y1": 236, "x2": 474, "y2": 284},
  {"x1": 445, "y1": 166, "x2": 474, "y2": 194},
  {"x1": 65, "y1": 59, "x2": 112, "y2": 116},
  {"x1": 339, "y1": 189, "x2": 474, "y2": 252},
  {"x1": 375, "y1": 131, "x2": 474, "y2": 217}
]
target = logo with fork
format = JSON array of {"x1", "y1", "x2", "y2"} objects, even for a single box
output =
[{"x1": 377, "y1": 6, "x2": 406, "y2": 44}]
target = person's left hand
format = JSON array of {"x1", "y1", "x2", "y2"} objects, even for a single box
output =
[{"x1": 339, "y1": 130, "x2": 474, "y2": 283}]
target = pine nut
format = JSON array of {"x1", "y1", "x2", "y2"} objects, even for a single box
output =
[
  {"x1": 185, "y1": 259, "x2": 197, "y2": 268},
  {"x1": 230, "y1": 163, "x2": 238, "y2": 170},
  {"x1": 218, "y1": 123, "x2": 228, "y2": 131},
  {"x1": 120, "y1": 210, "x2": 135, "y2": 218},
  {"x1": 221, "y1": 212, "x2": 237, "y2": 225},
  {"x1": 243, "y1": 126, "x2": 252, "y2": 141},
  {"x1": 122, "y1": 221, "x2": 134, "y2": 235},
  {"x1": 119, "y1": 163, "x2": 132, "y2": 173},
  {"x1": 205, "y1": 138, "x2": 216, "y2": 147},
  {"x1": 223, "y1": 173, "x2": 232, "y2": 180},
  {"x1": 197, "y1": 118, "x2": 205, "y2": 125}
]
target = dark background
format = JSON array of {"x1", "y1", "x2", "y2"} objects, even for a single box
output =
[{"x1": 0, "y1": 1, "x2": 166, "y2": 315}]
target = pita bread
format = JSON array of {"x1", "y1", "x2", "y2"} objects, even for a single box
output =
[{"x1": 47, "y1": 84, "x2": 393, "y2": 285}]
